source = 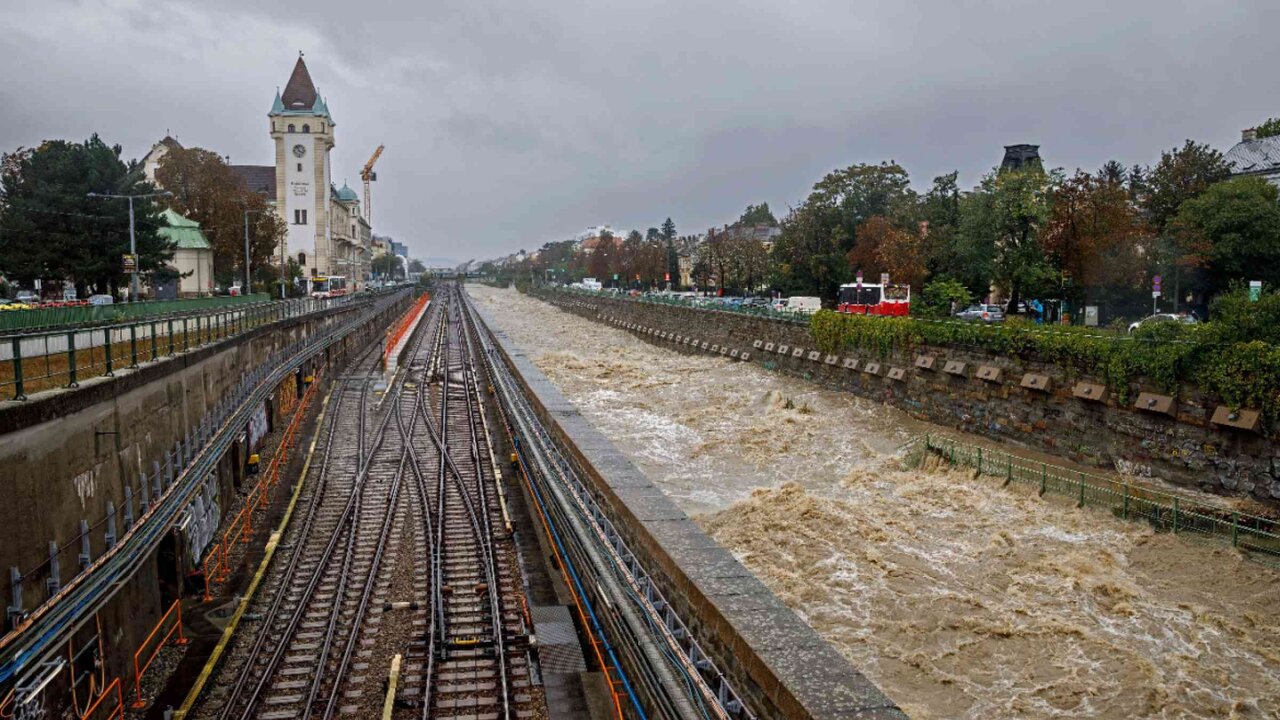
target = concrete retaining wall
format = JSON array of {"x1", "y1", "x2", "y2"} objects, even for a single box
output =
[
  {"x1": 0, "y1": 294, "x2": 409, "y2": 704},
  {"x1": 477, "y1": 301, "x2": 906, "y2": 719},
  {"x1": 531, "y1": 289, "x2": 1280, "y2": 504}
]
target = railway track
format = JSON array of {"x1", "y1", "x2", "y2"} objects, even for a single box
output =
[{"x1": 197, "y1": 288, "x2": 543, "y2": 720}]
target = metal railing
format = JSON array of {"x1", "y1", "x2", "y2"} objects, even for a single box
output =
[
  {"x1": 0, "y1": 289, "x2": 411, "y2": 695},
  {"x1": 0, "y1": 294, "x2": 274, "y2": 334},
  {"x1": 0, "y1": 292, "x2": 381, "y2": 400},
  {"x1": 923, "y1": 435, "x2": 1280, "y2": 566}
]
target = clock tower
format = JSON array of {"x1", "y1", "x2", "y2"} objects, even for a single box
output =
[{"x1": 269, "y1": 54, "x2": 335, "y2": 278}]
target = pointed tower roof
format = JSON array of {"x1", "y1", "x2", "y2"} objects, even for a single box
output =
[
  {"x1": 312, "y1": 93, "x2": 331, "y2": 120},
  {"x1": 281, "y1": 56, "x2": 318, "y2": 111},
  {"x1": 269, "y1": 89, "x2": 285, "y2": 115}
]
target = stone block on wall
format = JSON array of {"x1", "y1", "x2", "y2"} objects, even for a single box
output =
[
  {"x1": 1072, "y1": 382, "x2": 1107, "y2": 403},
  {"x1": 1135, "y1": 392, "x2": 1175, "y2": 417}
]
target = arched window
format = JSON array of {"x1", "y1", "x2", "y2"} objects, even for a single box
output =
[
  {"x1": 287, "y1": 124, "x2": 295, "y2": 133},
  {"x1": 302, "y1": 124, "x2": 310, "y2": 133},
  {"x1": 298, "y1": 252, "x2": 307, "y2": 266}
]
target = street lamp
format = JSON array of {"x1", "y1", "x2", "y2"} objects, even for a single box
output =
[{"x1": 87, "y1": 190, "x2": 172, "y2": 302}]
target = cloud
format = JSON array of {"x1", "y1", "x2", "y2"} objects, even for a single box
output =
[{"x1": 2, "y1": 0, "x2": 1279, "y2": 261}]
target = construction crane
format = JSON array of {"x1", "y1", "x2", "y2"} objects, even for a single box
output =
[{"x1": 361, "y1": 144, "x2": 385, "y2": 226}]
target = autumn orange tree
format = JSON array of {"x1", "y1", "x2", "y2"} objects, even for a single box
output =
[
  {"x1": 1044, "y1": 170, "x2": 1152, "y2": 312},
  {"x1": 155, "y1": 147, "x2": 285, "y2": 289}
]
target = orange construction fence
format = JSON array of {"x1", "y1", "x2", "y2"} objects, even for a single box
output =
[
  {"x1": 200, "y1": 368, "x2": 321, "y2": 601},
  {"x1": 129, "y1": 599, "x2": 188, "y2": 709},
  {"x1": 78, "y1": 677, "x2": 123, "y2": 720},
  {"x1": 384, "y1": 292, "x2": 430, "y2": 367}
]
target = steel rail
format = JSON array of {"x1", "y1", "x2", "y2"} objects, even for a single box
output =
[
  {"x1": 0, "y1": 291, "x2": 410, "y2": 694},
  {"x1": 463, "y1": 286, "x2": 754, "y2": 719},
  {"x1": 223, "y1": 375, "x2": 393, "y2": 720}
]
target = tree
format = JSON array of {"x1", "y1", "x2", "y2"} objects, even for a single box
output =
[
  {"x1": 371, "y1": 253, "x2": 403, "y2": 280},
  {"x1": 956, "y1": 166, "x2": 1057, "y2": 309},
  {"x1": 408, "y1": 259, "x2": 426, "y2": 274},
  {"x1": 1172, "y1": 176, "x2": 1280, "y2": 293},
  {"x1": 155, "y1": 147, "x2": 284, "y2": 287},
  {"x1": 738, "y1": 202, "x2": 778, "y2": 226},
  {"x1": 919, "y1": 172, "x2": 961, "y2": 281},
  {"x1": 1143, "y1": 140, "x2": 1233, "y2": 232},
  {"x1": 660, "y1": 217, "x2": 677, "y2": 241},
  {"x1": 919, "y1": 277, "x2": 973, "y2": 317},
  {"x1": 1255, "y1": 118, "x2": 1280, "y2": 140},
  {"x1": 772, "y1": 162, "x2": 915, "y2": 300},
  {"x1": 1044, "y1": 170, "x2": 1152, "y2": 312},
  {"x1": 0, "y1": 135, "x2": 172, "y2": 296}
]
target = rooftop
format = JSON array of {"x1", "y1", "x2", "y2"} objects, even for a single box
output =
[
  {"x1": 1225, "y1": 133, "x2": 1280, "y2": 178},
  {"x1": 158, "y1": 208, "x2": 211, "y2": 250}
]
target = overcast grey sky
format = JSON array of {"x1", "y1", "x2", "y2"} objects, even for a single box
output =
[{"x1": 3, "y1": 0, "x2": 1278, "y2": 263}]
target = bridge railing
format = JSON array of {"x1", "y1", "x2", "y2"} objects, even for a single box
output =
[
  {"x1": 0, "y1": 292, "x2": 381, "y2": 400},
  {"x1": 923, "y1": 435, "x2": 1280, "y2": 565}
]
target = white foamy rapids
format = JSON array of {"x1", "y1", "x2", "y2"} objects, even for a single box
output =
[{"x1": 470, "y1": 285, "x2": 1280, "y2": 719}]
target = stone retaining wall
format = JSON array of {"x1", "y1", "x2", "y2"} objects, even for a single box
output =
[{"x1": 531, "y1": 288, "x2": 1279, "y2": 503}]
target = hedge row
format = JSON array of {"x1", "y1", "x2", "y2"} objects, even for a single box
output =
[{"x1": 810, "y1": 310, "x2": 1280, "y2": 418}]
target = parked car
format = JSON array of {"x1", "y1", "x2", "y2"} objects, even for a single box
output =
[
  {"x1": 88, "y1": 294, "x2": 114, "y2": 306},
  {"x1": 772, "y1": 298, "x2": 789, "y2": 312},
  {"x1": 1127, "y1": 313, "x2": 1198, "y2": 334},
  {"x1": 14, "y1": 290, "x2": 39, "y2": 305},
  {"x1": 955, "y1": 304, "x2": 1005, "y2": 322},
  {"x1": 741, "y1": 297, "x2": 770, "y2": 308}
]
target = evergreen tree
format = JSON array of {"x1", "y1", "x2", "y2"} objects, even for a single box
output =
[
  {"x1": 0, "y1": 135, "x2": 171, "y2": 295},
  {"x1": 660, "y1": 217, "x2": 677, "y2": 241}
]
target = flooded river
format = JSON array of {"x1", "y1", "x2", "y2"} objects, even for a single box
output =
[{"x1": 468, "y1": 285, "x2": 1280, "y2": 719}]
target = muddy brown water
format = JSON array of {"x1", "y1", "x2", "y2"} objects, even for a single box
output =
[{"x1": 469, "y1": 285, "x2": 1280, "y2": 719}]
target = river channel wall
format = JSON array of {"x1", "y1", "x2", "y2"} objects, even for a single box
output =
[
  {"x1": 0, "y1": 293, "x2": 410, "y2": 702},
  {"x1": 477, "y1": 302, "x2": 906, "y2": 719},
  {"x1": 529, "y1": 288, "x2": 1279, "y2": 504}
]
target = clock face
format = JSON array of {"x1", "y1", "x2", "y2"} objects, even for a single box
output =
[{"x1": 292, "y1": 144, "x2": 306, "y2": 158}]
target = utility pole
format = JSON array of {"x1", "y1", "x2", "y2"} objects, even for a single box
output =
[{"x1": 88, "y1": 190, "x2": 171, "y2": 302}]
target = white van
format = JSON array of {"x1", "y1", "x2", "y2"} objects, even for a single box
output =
[
  {"x1": 581, "y1": 277, "x2": 603, "y2": 291},
  {"x1": 785, "y1": 296, "x2": 822, "y2": 314}
]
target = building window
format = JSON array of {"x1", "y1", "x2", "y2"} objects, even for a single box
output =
[
  {"x1": 294, "y1": 209, "x2": 308, "y2": 225},
  {"x1": 287, "y1": 124, "x2": 295, "y2": 133},
  {"x1": 302, "y1": 124, "x2": 310, "y2": 133},
  {"x1": 298, "y1": 252, "x2": 307, "y2": 266},
  {"x1": 297, "y1": 163, "x2": 302, "y2": 172}
]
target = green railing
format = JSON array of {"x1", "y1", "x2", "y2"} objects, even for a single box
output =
[
  {"x1": 0, "y1": 292, "x2": 381, "y2": 401},
  {"x1": 0, "y1": 293, "x2": 274, "y2": 333},
  {"x1": 923, "y1": 435, "x2": 1280, "y2": 566}
]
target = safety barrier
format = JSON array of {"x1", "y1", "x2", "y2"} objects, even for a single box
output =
[
  {"x1": 383, "y1": 292, "x2": 430, "y2": 367},
  {"x1": 77, "y1": 676, "x2": 123, "y2": 720},
  {"x1": 128, "y1": 599, "x2": 188, "y2": 708},
  {"x1": 923, "y1": 435, "x2": 1280, "y2": 565},
  {"x1": 1, "y1": 290, "x2": 382, "y2": 400},
  {"x1": 201, "y1": 368, "x2": 321, "y2": 601}
]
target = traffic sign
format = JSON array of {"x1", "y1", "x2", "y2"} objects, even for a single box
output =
[
  {"x1": 1152, "y1": 274, "x2": 1162, "y2": 292},
  {"x1": 1250, "y1": 280, "x2": 1262, "y2": 301},
  {"x1": 122, "y1": 254, "x2": 137, "y2": 273}
]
